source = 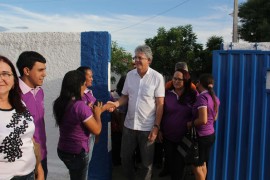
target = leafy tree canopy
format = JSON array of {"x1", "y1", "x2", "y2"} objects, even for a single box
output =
[
  {"x1": 145, "y1": 25, "x2": 203, "y2": 76},
  {"x1": 110, "y1": 27, "x2": 223, "y2": 82},
  {"x1": 238, "y1": 0, "x2": 270, "y2": 42},
  {"x1": 111, "y1": 41, "x2": 133, "y2": 76},
  {"x1": 206, "y1": 36, "x2": 223, "y2": 51},
  {"x1": 198, "y1": 36, "x2": 223, "y2": 75}
]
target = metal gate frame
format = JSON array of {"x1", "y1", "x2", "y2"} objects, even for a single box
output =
[{"x1": 208, "y1": 50, "x2": 270, "y2": 180}]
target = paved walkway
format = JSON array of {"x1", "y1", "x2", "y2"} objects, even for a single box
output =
[{"x1": 112, "y1": 164, "x2": 170, "y2": 180}]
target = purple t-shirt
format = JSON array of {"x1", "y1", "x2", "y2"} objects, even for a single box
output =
[
  {"x1": 58, "y1": 100, "x2": 93, "y2": 154},
  {"x1": 161, "y1": 90, "x2": 195, "y2": 143},
  {"x1": 21, "y1": 89, "x2": 47, "y2": 160},
  {"x1": 193, "y1": 91, "x2": 220, "y2": 136},
  {"x1": 82, "y1": 89, "x2": 96, "y2": 106}
]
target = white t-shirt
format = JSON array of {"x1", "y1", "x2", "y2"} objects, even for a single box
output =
[
  {"x1": 122, "y1": 67, "x2": 165, "y2": 131},
  {"x1": 0, "y1": 108, "x2": 36, "y2": 180}
]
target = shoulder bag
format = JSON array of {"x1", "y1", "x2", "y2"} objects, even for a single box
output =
[{"x1": 177, "y1": 123, "x2": 199, "y2": 164}]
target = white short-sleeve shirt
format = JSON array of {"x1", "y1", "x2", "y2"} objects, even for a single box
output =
[{"x1": 122, "y1": 67, "x2": 165, "y2": 131}]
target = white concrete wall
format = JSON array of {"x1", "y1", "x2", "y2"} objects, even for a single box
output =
[
  {"x1": 222, "y1": 42, "x2": 270, "y2": 50},
  {"x1": 0, "y1": 32, "x2": 82, "y2": 179},
  {"x1": 0, "y1": 32, "x2": 81, "y2": 120}
]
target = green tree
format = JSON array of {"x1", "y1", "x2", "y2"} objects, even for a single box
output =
[
  {"x1": 238, "y1": 0, "x2": 270, "y2": 42},
  {"x1": 145, "y1": 25, "x2": 203, "y2": 77},
  {"x1": 111, "y1": 41, "x2": 133, "y2": 83},
  {"x1": 199, "y1": 36, "x2": 223, "y2": 74},
  {"x1": 206, "y1": 36, "x2": 223, "y2": 51},
  {"x1": 111, "y1": 41, "x2": 133, "y2": 76}
]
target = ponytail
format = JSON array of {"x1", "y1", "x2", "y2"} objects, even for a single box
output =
[
  {"x1": 207, "y1": 85, "x2": 217, "y2": 113},
  {"x1": 199, "y1": 74, "x2": 218, "y2": 113}
]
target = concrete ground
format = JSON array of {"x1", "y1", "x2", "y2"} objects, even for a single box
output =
[
  {"x1": 112, "y1": 164, "x2": 170, "y2": 180},
  {"x1": 112, "y1": 164, "x2": 195, "y2": 180}
]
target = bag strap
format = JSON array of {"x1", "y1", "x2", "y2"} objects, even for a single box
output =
[{"x1": 191, "y1": 123, "x2": 197, "y2": 139}]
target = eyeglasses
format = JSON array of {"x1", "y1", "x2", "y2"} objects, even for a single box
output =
[
  {"x1": 0, "y1": 72, "x2": 13, "y2": 80},
  {"x1": 132, "y1": 56, "x2": 148, "y2": 61},
  {"x1": 173, "y1": 77, "x2": 184, "y2": 82}
]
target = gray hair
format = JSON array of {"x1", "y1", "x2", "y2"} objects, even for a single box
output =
[
  {"x1": 135, "y1": 45, "x2": 153, "y2": 62},
  {"x1": 175, "y1": 62, "x2": 188, "y2": 71}
]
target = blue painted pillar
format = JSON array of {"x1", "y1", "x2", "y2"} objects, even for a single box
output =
[{"x1": 81, "y1": 31, "x2": 112, "y2": 180}]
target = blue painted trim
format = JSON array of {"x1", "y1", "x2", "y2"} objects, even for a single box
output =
[
  {"x1": 210, "y1": 50, "x2": 270, "y2": 180},
  {"x1": 210, "y1": 50, "x2": 221, "y2": 180},
  {"x1": 81, "y1": 31, "x2": 112, "y2": 180},
  {"x1": 260, "y1": 67, "x2": 269, "y2": 179},
  {"x1": 246, "y1": 54, "x2": 256, "y2": 180},
  {"x1": 235, "y1": 52, "x2": 244, "y2": 180},
  {"x1": 222, "y1": 52, "x2": 233, "y2": 180}
]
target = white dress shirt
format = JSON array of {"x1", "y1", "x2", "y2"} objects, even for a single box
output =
[{"x1": 122, "y1": 67, "x2": 165, "y2": 131}]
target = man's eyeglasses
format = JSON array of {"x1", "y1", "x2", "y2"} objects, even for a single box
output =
[
  {"x1": 0, "y1": 72, "x2": 13, "y2": 80},
  {"x1": 132, "y1": 56, "x2": 148, "y2": 61},
  {"x1": 173, "y1": 77, "x2": 184, "y2": 82}
]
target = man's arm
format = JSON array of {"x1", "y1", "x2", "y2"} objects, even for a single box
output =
[
  {"x1": 117, "y1": 95, "x2": 129, "y2": 107},
  {"x1": 154, "y1": 97, "x2": 164, "y2": 128},
  {"x1": 148, "y1": 97, "x2": 164, "y2": 142},
  {"x1": 104, "y1": 95, "x2": 129, "y2": 111}
]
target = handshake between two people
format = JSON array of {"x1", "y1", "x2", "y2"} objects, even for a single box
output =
[{"x1": 92, "y1": 100, "x2": 120, "y2": 115}]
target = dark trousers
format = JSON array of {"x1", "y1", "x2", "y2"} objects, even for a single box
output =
[
  {"x1": 154, "y1": 142, "x2": 164, "y2": 167},
  {"x1": 164, "y1": 138, "x2": 185, "y2": 180},
  {"x1": 121, "y1": 127, "x2": 155, "y2": 180},
  {"x1": 57, "y1": 149, "x2": 89, "y2": 180},
  {"x1": 112, "y1": 132, "x2": 122, "y2": 166},
  {"x1": 11, "y1": 170, "x2": 35, "y2": 180},
  {"x1": 41, "y1": 158, "x2": 48, "y2": 179}
]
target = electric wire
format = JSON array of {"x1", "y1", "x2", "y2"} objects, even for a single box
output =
[{"x1": 112, "y1": 0, "x2": 193, "y2": 33}]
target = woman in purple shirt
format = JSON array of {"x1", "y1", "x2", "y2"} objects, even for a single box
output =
[
  {"x1": 53, "y1": 70, "x2": 103, "y2": 180},
  {"x1": 187, "y1": 74, "x2": 220, "y2": 180},
  {"x1": 159, "y1": 69, "x2": 197, "y2": 180},
  {"x1": 77, "y1": 66, "x2": 97, "y2": 163}
]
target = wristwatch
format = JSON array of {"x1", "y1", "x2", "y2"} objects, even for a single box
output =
[{"x1": 153, "y1": 124, "x2": 160, "y2": 131}]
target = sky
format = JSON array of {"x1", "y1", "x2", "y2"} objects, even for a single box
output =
[{"x1": 0, "y1": 0, "x2": 247, "y2": 53}]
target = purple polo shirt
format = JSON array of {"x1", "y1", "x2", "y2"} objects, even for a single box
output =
[
  {"x1": 19, "y1": 78, "x2": 47, "y2": 160},
  {"x1": 193, "y1": 91, "x2": 220, "y2": 137},
  {"x1": 161, "y1": 90, "x2": 195, "y2": 143},
  {"x1": 58, "y1": 100, "x2": 93, "y2": 154},
  {"x1": 82, "y1": 89, "x2": 96, "y2": 106}
]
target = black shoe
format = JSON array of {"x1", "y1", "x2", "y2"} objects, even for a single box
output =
[{"x1": 158, "y1": 170, "x2": 169, "y2": 177}]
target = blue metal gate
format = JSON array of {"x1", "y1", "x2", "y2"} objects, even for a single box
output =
[{"x1": 208, "y1": 50, "x2": 270, "y2": 180}]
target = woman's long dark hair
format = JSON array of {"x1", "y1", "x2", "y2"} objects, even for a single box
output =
[
  {"x1": 169, "y1": 69, "x2": 197, "y2": 105},
  {"x1": 0, "y1": 55, "x2": 26, "y2": 113},
  {"x1": 53, "y1": 70, "x2": 86, "y2": 126},
  {"x1": 199, "y1": 73, "x2": 218, "y2": 113}
]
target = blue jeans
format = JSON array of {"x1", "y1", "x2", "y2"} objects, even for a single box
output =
[
  {"x1": 121, "y1": 127, "x2": 155, "y2": 180},
  {"x1": 11, "y1": 170, "x2": 35, "y2": 180},
  {"x1": 57, "y1": 149, "x2": 89, "y2": 180},
  {"x1": 88, "y1": 134, "x2": 95, "y2": 163}
]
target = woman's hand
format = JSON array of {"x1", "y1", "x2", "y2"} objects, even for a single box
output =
[
  {"x1": 148, "y1": 127, "x2": 159, "y2": 143},
  {"x1": 104, "y1": 101, "x2": 119, "y2": 112},
  {"x1": 93, "y1": 101, "x2": 103, "y2": 117},
  {"x1": 88, "y1": 102, "x2": 94, "y2": 109}
]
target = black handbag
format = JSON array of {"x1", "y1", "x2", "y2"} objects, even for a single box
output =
[{"x1": 177, "y1": 123, "x2": 199, "y2": 164}]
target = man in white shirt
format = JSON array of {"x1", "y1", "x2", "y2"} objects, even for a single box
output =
[{"x1": 107, "y1": 45, "x2": 165, "y2": 180}]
